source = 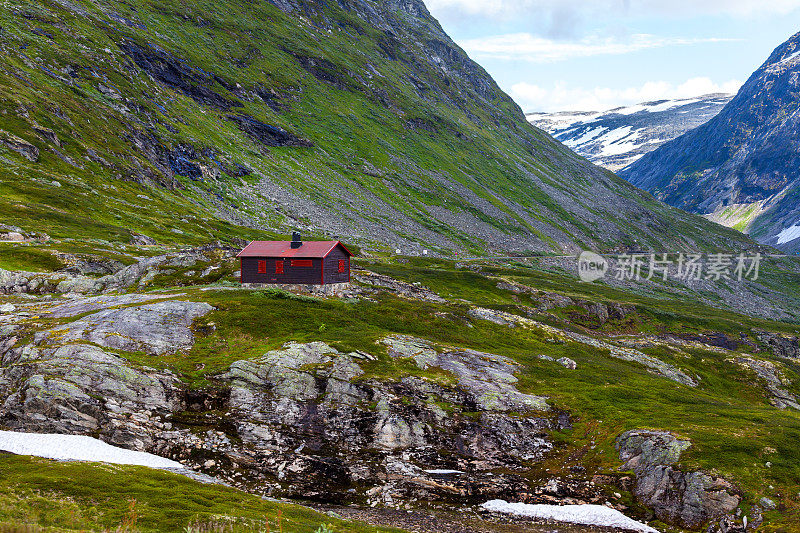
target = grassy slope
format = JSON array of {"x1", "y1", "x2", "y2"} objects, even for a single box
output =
[
  {"x1": 0, "y1": 454, "x2": 407, "y2": 532},
  {"x1": 0, "y1": 0, "x2": 761, "y2": 253}
]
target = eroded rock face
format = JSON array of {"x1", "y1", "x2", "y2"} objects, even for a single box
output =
[
  {"x1": 617, "y1": 429, "x2": 740, "y2": 529},
  {"x1": 215, "y1": 339, "x2": 560, "y2": 503},
  {"x1": 755, "y1": 330, "x2": 800, "y2": 359},
  {"x1": 0, "y1": 342, "x2": 183, "y2": 451},
  {"x1": 34, "y1": 301, "x2": 213, "y2": 355}
]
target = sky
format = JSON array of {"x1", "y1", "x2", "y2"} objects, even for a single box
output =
[{"x1": 425, "y1": 0, "x2": 800, "y2": 112}]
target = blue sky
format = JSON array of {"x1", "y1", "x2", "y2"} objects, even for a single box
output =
[{"x1": 425, "y1": 0, "x2": 800, "y2": 111}]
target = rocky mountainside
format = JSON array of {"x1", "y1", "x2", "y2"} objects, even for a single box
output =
[
  {"x1": 620, "y1": 32, "x2": 800, "y2": 252},
  {"x1": 0, "y1": 0, "x2": 756, "y2": 254},
  {"x1": 527, "y1": 94, "x2": 732, "y2": 172}
]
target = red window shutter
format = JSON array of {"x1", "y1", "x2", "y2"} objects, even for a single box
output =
[
  {"x1": 257, "y1": 260, "x2": 266, "y2": 274},
  {"x1": 338, "y1": 259, "x2": 346, "y2": 273},
  {"x1": 275, "y1": 261, "x2": 284, "y2": 274},
  {"x1": 290, "y1": 259, "x2": 313, "y2": 267}
]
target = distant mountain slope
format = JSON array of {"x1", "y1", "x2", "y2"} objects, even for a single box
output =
[
  {"x1": 527, "y1": 94, "x2": 732, "y2": 171},
  {"x1": 620, "y1": 31, "x2": 800, "y2": 252},
  {"x1": 0, "y1": 0, "x2": 755, "y2": 254}
]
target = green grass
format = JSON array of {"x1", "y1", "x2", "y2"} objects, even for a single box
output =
[
  {"x1": 145, "y1": 261, "x2": 799, "y2": 526},
  {"x1": 0, "y1": 454, "x2": 406, "y2": 532},
  {"x1": 0, "y1": 243, "x2": 65, "y2": 272},
  {"x1": 364, "y1": 257, "x2": 800, "y2": 336}
]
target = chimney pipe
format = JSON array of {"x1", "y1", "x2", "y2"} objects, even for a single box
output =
[{"x1": 290, "y1": 231, "x2": 302, "y2": 248}]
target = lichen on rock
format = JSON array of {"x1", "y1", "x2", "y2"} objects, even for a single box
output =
[{"x1": 617, "y1": 429, "x2": 741, "y2": 530}]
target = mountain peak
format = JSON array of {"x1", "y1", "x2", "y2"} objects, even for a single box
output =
[
  {"x1": 528, "y1": 93, "x2": 733, "y2": 172},
  {"x1": 620, "y1": 30, "x2": 800, "y2": 251}
]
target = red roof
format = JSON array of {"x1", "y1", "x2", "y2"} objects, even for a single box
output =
[{"x1": 236, "y1": 240, "x2": 352, "y2": 258}]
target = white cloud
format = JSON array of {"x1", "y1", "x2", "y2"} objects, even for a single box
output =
[
  {"x1": 426, "y1": 0, "x2": 800, "y2": 20},
  {"x1": 512, "y1": 77, "x2": 743, "y2": 112},
  {"x1": 461, "y1": 33, "x2": 736, "y2": 63}
]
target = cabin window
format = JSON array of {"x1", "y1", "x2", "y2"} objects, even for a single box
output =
[
  {"x1": 275, "y1": 261, "x2": 284, "y2": 274},
  {"x1": 291, "y1": 259, "x2": 313, "y2": 267},
  {"x1": 338, "y1": 259, "x2": 346, "y2": 273},
  {"x1": 257, "y1": 260, "x2": 266, "y2": 274}
]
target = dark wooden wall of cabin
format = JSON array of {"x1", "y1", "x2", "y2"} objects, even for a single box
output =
[
  {"x1": 323, "y1": 246, "x2": 350, "y2": 284},
  {"x1": 240, "y1": 257, "x2": 324, "y2": 284}
]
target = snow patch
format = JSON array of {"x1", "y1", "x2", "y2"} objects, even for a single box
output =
[
  {"x1": 563, "y1": 126, "x2": 607, "y2": 148},
  {"x1": 779, "y1": 50, "x2": 800, "y2": 64},
  {"x1": 776, "y1": 224, "x2": 800, "y2": 245},
  {"x1": 0, "y1": 430, "x2": 184, "y2": 469},
  {"x1": 596, "y1": 126, "x2": 641, "y2": 156},
  {"x1": 481, "y1": 500, "x2": 657, "y2": 532},
  {"x1": 609, "y1": 97, "x2": 701, "y2": 116},
  {"x1": 424, "y1": 469, "x2": 464, "y2": 474}
]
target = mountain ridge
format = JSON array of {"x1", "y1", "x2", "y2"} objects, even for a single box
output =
[
  {"x1": 0, "y1": 0, "x2": 757, "y2": 255},
  {"x1": 527, "y1": 93, "x2": 733, "y2": 172},
  {"x1": 620, "y1": 31, "x2": 800, "y2": 252}
]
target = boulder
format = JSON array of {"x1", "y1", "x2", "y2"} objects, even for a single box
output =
[
  {"x1": 759, "y1": 497, "x2": 776, "y2": 510},
  {"x1": 617, "y1": 429, "x2": 740, "y2": 529},
  {"x1": 557, "y1": 357, "x2": 577, "y2": 369},
  {"x1": 3, "y1": 232, "x2": 25, "y2": 242}
]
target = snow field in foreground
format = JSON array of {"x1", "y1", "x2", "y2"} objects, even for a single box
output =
[
  {"x1": 481, "y1": 499, "x2": 658, "y2": 533},
  {"x1": 0, "y1": 430, "x2": 183, "y2": 469}
]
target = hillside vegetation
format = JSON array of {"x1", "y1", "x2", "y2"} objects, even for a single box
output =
[
  {"x1": 0, "y1": 0, "x2": 758, "y2": 254},
  {"x1": 1, "y1": 241, "x2": 800, "y2": 531}
]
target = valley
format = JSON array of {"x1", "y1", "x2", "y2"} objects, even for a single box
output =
[{"x1": 1, "y1": 0, "x2": 800, "y2": 531}]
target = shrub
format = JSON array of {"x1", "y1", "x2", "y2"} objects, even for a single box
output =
[{"x1": 256, "y1": 288, "x2": 319, "y2": 303}]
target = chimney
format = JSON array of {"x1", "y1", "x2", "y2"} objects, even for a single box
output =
[{"x1": 290, "y1": 231, "x2": 302, "y2": 249}]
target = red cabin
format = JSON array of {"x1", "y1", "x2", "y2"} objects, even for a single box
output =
[{"x1": 237, "y1": 233, "x2": 352, "y2": 285}]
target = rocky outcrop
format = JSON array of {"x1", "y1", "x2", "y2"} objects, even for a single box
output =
[
  {"x1": 0, "y1": 130, "x2": 39, "y2": 161},
  {"x1": 42, "y1": 293, "x2": 172, "y2": 318},
  {"x1": 732, "y1": 356, "x2": 800, "y2": 410},
  {"x1": 754, "y1": 330, "x2": 800, "y2": 359},
  {"x1": 227, "y1": 115, "x2": 312, "y2": 148},
  {"x1": 353, "y1": 270, "x2": 446, "y2": 302},
  {"x1": 0, "y1": 248, "x2": 218, "y2": 295},
  {"x1": 468, "y1": 306, "x2": 697, "y2": 387},
  {"x1": 0, "y1": 342, "x2": 183, "y2": 451},
  {"x1": 617, "y1": 430, "x2": 741, "y2": 530},
  {"x1": 495, "y1": 279, "x2": 636, "y2": 327},
  {"x1": 119, "y1": 40, "x2": 239, "y2": 110},
  {"x1": 34, "y1": 301, "x2": 214, "y2": 356},
  {"x1": 380, "y1": 334, "x2": 549, "y2": 412},
  {"x1": 214, "y1": 338, "x2": 559, "y2": 502},
  {"x1": 0, "y1": 314, "x2": 566, "y2": 505}
]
